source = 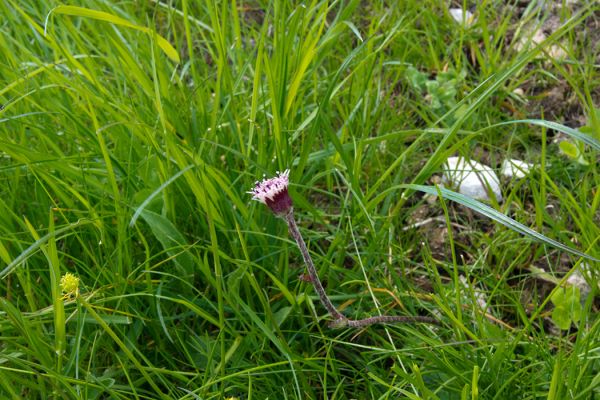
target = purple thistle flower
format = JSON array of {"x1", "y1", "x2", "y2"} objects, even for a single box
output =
[{"x1": 249, "y1": 169, "x2": 293, "y2": 215}]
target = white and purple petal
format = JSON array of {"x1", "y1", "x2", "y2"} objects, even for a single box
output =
[{"x1": 249, "y1": 169, "x2": 293, "y2": 215}]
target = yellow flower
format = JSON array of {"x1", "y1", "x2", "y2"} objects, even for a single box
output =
[{"x1": 60, "y1": 272, "x2": 80, "y2": 298}]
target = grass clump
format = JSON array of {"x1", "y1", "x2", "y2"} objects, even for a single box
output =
[{"x1": 0, "y1": 1, "x2": 598, "y2": 399}]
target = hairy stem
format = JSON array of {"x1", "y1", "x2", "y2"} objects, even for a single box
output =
[
  {"x1": 284, "y1": 209, "x2": 345, "y2": 320},
  {"x1": 283, "y1": 208, "x2": 439, "y2": 329},
  {"x1": 346, "y1": 315, "x2": 440, "y2": 328}
]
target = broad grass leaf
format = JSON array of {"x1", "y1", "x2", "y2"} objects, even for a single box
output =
[
  {"x1": 519, "y1": 120, "x2": 600, "y2": 150},
  {"x1": 138, "y1": 209, "x2": 195, "y2": 278},
  {"x1": 129, "y1": 165, "x2": 194, "y2": 227},
  {"x1": 50, "y1": 5, "x2": 180, "y2": 63},
  {"x1": 401, "y1": 184, "x2": 599, "y2": 263},
  {"x1": 486, "y1": 119, "x2": 600, "y2": 151}
]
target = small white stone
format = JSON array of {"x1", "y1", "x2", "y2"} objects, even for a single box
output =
[
  {"x1": 513, "y1": 88, "x2": 525, "y2": 97},
  {"x1": 501, "y1": 159, "x2": 532, "y2": 179},
  {"x1": 567, "y1": 263, "x2": 594, "y2": 302},
  {"x1": 515, "y1": 28, "x2": 546, "y2": 52},
  {"x1": 530, "y1": 29, "x2": 547, "y2": 45},
  {"x1": 459, "y1": 275, "x2": 488, "y2": 311},
  {"x1": 515, "y1": 29, "x2": 567, "y2": 61},
  {"x1": 443, "y1": 156, "x2": 502, "y2": 202},
  {"x1": 449, "y1": 8, "x2": 474, "y2": 26},
  {"x1": 548, "y1": 45, "x2": 567, "y2": 60}
]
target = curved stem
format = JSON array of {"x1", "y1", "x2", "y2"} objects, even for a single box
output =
[{"x1": 283, "y1": 209, "x2": 439, "y2": 329}]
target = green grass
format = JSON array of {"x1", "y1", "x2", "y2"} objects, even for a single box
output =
[{"x1": 0, "y1": 0, "x2": 599, "y2": 398}]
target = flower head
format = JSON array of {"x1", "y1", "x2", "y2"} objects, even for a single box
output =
[
  {"x1": 60, "y1": 272, "x2": 80, "y2": 299},
  {"x1": 249, "y1": 169, "x2": 293, "y2": 215}
]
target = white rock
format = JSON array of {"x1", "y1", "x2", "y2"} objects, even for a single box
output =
[
  {"x1": 443, "y1": 156, "x2": 502, "y2": 202},
  {"x1": 515, "y1": 28, "x2": 567, "y2": 61},
  {"x1": 501, "y1": 159, "x2": 532, "y2": 179},
  {"x1": 567, "y1": 263, "x2": 594, "y2": 302},
  {"x1": 515, "y1": 28, "x2": 547, "y2": 52},
  {"x1": 459, "y1": 276, "x2": 488, "y2": 311},
  {"x1": 449, "y1": 8, "x2": 474, "y2": 27},
  {"x1": 548, "y1": 45, "x2": 567, "y2": 60}
]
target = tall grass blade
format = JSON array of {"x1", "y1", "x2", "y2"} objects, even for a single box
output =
[
  {"x1": 402, "y1": 184, "x2": 599, "y2": 262},
  {"x1": 483, "y1": 119, "x2": 600, "y2": 150},
  {"x1": 47, "y1": 5, "x2": 180, "y2": 63}
]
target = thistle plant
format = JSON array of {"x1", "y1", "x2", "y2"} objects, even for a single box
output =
[{"x1": 249, "y1": 170, "x2": 439, "y2": 328}]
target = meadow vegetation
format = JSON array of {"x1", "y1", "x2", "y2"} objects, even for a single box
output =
[{"x1": 0, "y1": 1, "x2": 598, "y2": 398}]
